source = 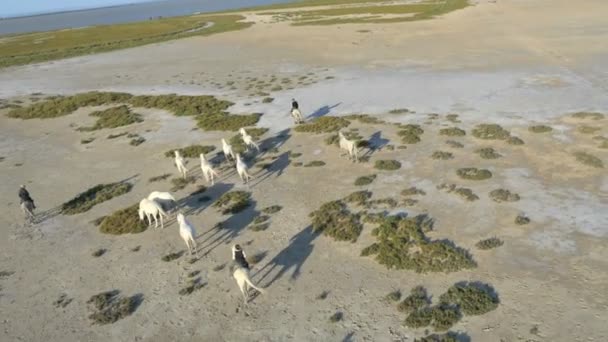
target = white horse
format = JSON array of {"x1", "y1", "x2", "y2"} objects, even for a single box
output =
[
  {"x1": 291, "y1": 108, "x2": 304, "y2": 124},
  {"x1": 176, "y1": 213, "x2": 197, "y2": 256},
  {"x1": 222, "y1": 139, "x2": 235, "y2": 162},
  {"x1": 239, "y1": 128, "x2": 260, "y2": 152},
  {"x1": 338, "y1": 131, "x2": 358, "y2": 162},
  {"x1": 138, "y1": 198, "x2": 168, "y2": 229},
  {"x1": 233, "y1": 266, "x2": 265, "y2": 304},
  {"x1": 174, "y1": 150, "x2": 188, "y2": 179},
  {"x1": 200, "y1": 153, "x2": 219, "y2": 185},
  {"x1": 147, "y1": 191, "x2": 177, "y2": 212},
  {"x1": 21, "y1": 200, "x2": 35, "y2": 224},
  {"x1": 236, "y1": 153, "x2": 253, "y2": 184}
]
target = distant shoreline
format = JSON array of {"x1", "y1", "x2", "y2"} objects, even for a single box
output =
[{"x1": 1, "y1": 1, "x2": 159, "y2": 20}]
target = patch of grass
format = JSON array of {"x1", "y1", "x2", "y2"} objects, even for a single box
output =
[
  {"x1": 374, "y1": 160, "x2": 401, "y2": 170},
  {"x1": 366, "y1": 198, "x2": 398, "y2": 209},
  {"x1": 87, "y1": 290, "x2": 140, "y2": 325},
  {"x1": 262, "y1": 97, "x2": 274, "y2": 103},
  {"x1": 81, "y1": 137, "x2": 95, "y2": 144},
  {"x1": 476, "y1": 237, "x2": 504, "y2": 250},
  {"x1": 78, "y1": 105, "x2": 143, "y2": 131},
  {"x1": 438, "y1": 183, "x2": 478, "y2": 201},
  {"x1": 439, "y1": 127, "x2": 465, "y2": 136},
  {"x1": 456, "y1": 168, "x2": 492, "y2": 180},
  {"x1": 397, "y1": 124, "x2": 424, "y2": 144},
  {"x1": 571, "y1": 112, "x2": 604, "y2": 120},
  {"x1": 1, "y1": 15, "x2": 252, "y2": 69},
  {"x1": 515, "y1": 215, "x2": 530, "y2": 225},
  {"x1": 329, "y1": 311, "x2": 343, "y2": 323},
  {"x1": 439, "y1": 282, "x2": 499, "y2": 315},
  {"x1": 354, "y1": 174, "x2": 376, "y2": 186},
  {"x1": 164, "y1": 145, "x2": 216, "y2": 158},
  {"x1": 471, "y1": 124, "x2": 510, "y2": 140},
  {"x1": 362, "y1": 215, "x2": 476, "y2": 273},
  {"x1": 288, "y1": 152, "x2": 302, "y2": 158},
  {"x1": 389, "y1": 108, "x2": 412, "y2": 114},
  {"x1": 107, "y1": 132, "x2": 129, "y2": 139},
  {"x1": 131, "y1": 246, "x2": 141, "y2": 252},
  {"x1": 261, "y1": 205, "x2": 282, "y2": 214},
  {"x1": 310, "y1": 200, "x2": 363, "y2": 242},
  {"x1": 92, "y1": 249, "x2": 107, "y2": 257},
  {"x1": 398, "y1": 286, "x2": 430, "y2": 313},
  {"x1": 431, "y1": 151, "x2": 454, "y2": 160},
  {"x1": 148, "y1": 173, "x2": 171, "y2": 182},
  {"x1": 344, "y1": 190, "x2": 372, "y2": 205},
  {"x1": 99, "y1": 204, "x2": 148, "y2": 235},
  {"x1": 401, "y1": 187, "x2": 426, "y2": 197},
  {"x1": 53, "y1": 294, "x2": 73, "y2": 308},
  {"x1": 250, "y1": 223, "x2": 270, "y2": 232},
  {"x1": 170, "y1": 176, "x2": 196, "y2": 191},
  {"x1": 129, "y1": 136, "x2": 146, "y2": 146},
  {"x1": 573, "y1": 151, "x2": 604, "y2": 168},
  {"x1": 161, "y1": 251, "x2": 183, "y2": 262},
  {"x1": 8, "y1": 92, "x2": 132, "y2": 119},
  {"x1": 507, "y1": 136, "x2": 525, "y2": 145},
  {"x1": 429, "y1": 306, "x2": 461, "y2": 331},
  {"x1": 445, "y1": 140, "x2": 464, "y2": 148},
  {"x1": 577, "y1": 125, "x2": 601, "y2": 134},
  {"x1": 196, "y1": 112, "x2": 261, "y2": 131},
  {"x1": 476, "y1": 147, "x2": 501, "y2": 159},
  {"x1": 489, "y1": 189, "x2": 520, "y2": 202},
  {"x1": 62, "y1": 182, "x2": 132, "y2": 215},
  {"x1": 213, "y1": 191, "x2": 251, "y2": 214},
  {"x1": 293, "y1": 162, "x2": 303, "y2": 167},
  {"x1": 404, "y1": 307, "x2": 433, "y2": 328},
  {"x1": 317, "y1": 291, "x2": 330, "y2": 300},
  {"x1": 253, "y1": 215, "x2": 271, "y2": 224},
  {"x1": 385, "y1": 290, "x2": 402, "y2": 302},
  {"x1": 294, "y1": 116, "x2": 350, "y2": 133},
  {"x1": 529, "y1": 125, "x2": 552, "y2": 133},
  {"x1": 304, "y1": 160, "x2": 326, "y2": 167}
]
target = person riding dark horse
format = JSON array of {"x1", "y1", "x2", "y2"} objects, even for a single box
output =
[
  {"x1": 19, "y1": 185, "x2": 35, "y2": 209},
  {"x1": 232, "y1": 244, "x2": 250, "y2": 270},
  {"x1": 291, "y1": 98, "x2": 299, "y2": 111}
]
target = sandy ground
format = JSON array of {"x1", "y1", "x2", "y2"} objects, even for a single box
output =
[{"x1": 1, "y1": 0, "x2": 608, "y2": 341}]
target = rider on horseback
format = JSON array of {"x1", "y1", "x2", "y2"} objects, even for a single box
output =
[{"x1": 19, "y1": 185, "x2": 36, "y2": 209}]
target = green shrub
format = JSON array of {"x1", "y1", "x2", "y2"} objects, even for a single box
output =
[
  {"x1": 213, "y1": 191, "x2": 251, "y2": 214},
  {"x1": 573, "y1": 151, "x2": 603, "y2": 168},
  {"x1": 439, "y1": 282, "x2": 499, "y2": 315},
  {"x1": 430, "y1": 306, "x2": 461, "y2": 331},
  {"x1": 250, "y1": 223, "x2": 269, "y2": 232},
  {"x1": 179, "y1": 278, "x2": 205, "y2": 295},
  {"x1": 439, "y1": 127, "x2": 465, "y2": 136},
  {"x1": 571, "y1": 112, "x2": 604, "y2": 120},
  {"x1": 107, "y1": 132, "x2": 129, "y2": 139},
  {"x1": 304, "y1": 160, "x2": 326, "y2": 167},
  {"x1": 196, "y1": 112, "x2": 261, "y2": 131},
  {"x1": 489, "y1": 189, "x2": 520, "y2": 202},
  {"x1": 92, "y1": 249, "x2": 106, "y2": 257},
  {"x1": 294, "y1": 116, "x2": 350, "y2": 133},
  {"x1": 404, "y1": 307, "x2": 433, "y2": 328},
  {"x1": 261, "y1": 205, "x2": 282, "y2": 214},
  {"x1": 288, "y1": 152, "x2": 302, "y2": 158},
  {"x1": 343, "y1": 190, "x2": 372, "y2": 205},
  {"x1": 81, "y1": 137, "x2": 95, "y2": 144},
  {"x1": 170, "y1": 176, "x2": 196, "y2": 191},
  {"x1": 79, "y1": 105, "x2": 143, "y2": 131},
  {"x1": 148, "y1": 173, "x2": 171, "y2": 182},
  {"x1": 129, "y1": 94, "x2": 232, "y2": 116},
  {"x1": 8, "y1": 92, "x2": 133, "y2": 119},
  {"x1": 529, "y1": 125, "x2": 552, "y2": 133},
  {"x1": 310, "y1": 200, "x2": 362, "y2": 242},
  {"x1": 397, "y1": 124, "x2": 424, "y2": 144},
  {"x1": 99, "y1": 204, "x2": 148, "y2": 235},
  {"x1": 389, "y1": 108, "x2": 412, "y2": 114},
  {"x1": 354, "y1": 174, "x2": 376, "y2": 186},
  {"x1": 431, "y1": 151, "x2": 454, "y2": 160},
  {"x1": 445, "y1": 140, "x2": 464, "y2": 148},
  {"x1": 577, "y1": 125, "x2": 601, "y2": 134},
  {"x1": 476, "y1": 237, "x2": 504, "y2": 250},
  {"x1": 161, "y1": 252, "x2": 183, "y2": 262},
  {"x1": 438, "y1": 183, "x2": 479, "y2": 201},
  {"x1": 253, "y1": 215, "x2": 270, "y2": 224},
  {"x1": 62, "y1": 182, "x2": 132, "y2": 215},
  {"x1": 515, "y1": 215, "x2": 530, "y2": 225},
  {"x1": 401, "y1": 187, "x2": 426, "y2": 196},
  {"x1": 164, "y1": 145, "x2": 216, "y2": 158},
  {"x1": 414, "y1": 333, "x2": 458, "y2": 342},
  {"x1": 129, "y1": 136, "x2": 145, "y2": 146},
  {"x1": 375, "y1": 160, "x2": 401, "y2": 170},
  {"x1": 456, "y1": 168, "x2": 492, "y2": 180},
  {"x1": 87, "y1": 290, "x2": 139, "y2": 325},
  {"x1": 385, "y1": 290, "x2": 402, "y2": 302},
  {"x1": 329, "y1": 312, "x2": 343, "y2": 323},
  {"x1": 262, "y1": 97, "x2": 274, "y2": 103},
  {"x1": 398, "y1": 286, "x2": 430, "y2": 313},
  {"x1": 471, "y1": 124, "x2": 510, "y2": 140},
  {"x1": 476, "y1": 147, "x2": 501, "y2": 159},
  {"x1": 507, "y1": 136, "x2": 525, "y2": 145}
]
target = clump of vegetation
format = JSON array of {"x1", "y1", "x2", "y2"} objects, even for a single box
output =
[
  {"x1": 288, "y1": 152, "x2": 302, "y2": 158},
  {"x1": 439, "y1": 127, "x2": 465, "y2": 136},
  {"x1": 294, "y1": 116, "x2": 350, "y2": 133},
  {"x1": 507, "y1": 136, "x2": 524, "y2": 145},
  {"x1": 261, "y1": 205, "x2": 282, "y2": 214},
  {"x1": 354, "y1": 174, "x2": 376, "y2": 186},
  {"x1": 343, "y1": 190, "x2": 372, "y2": 205},
  {"x1": 404, "y1": 307, "x2": 433, "y2": 328},
  {"x1": 397, "y1": 124, "x2": 424, "y2": 144},
  {"x1": 398, "y1": 286, "x2": 430, "y2": 313},
  {"x1": 389, "y1": 108, "x2": 412, "y2": 114},
  {"x1": 250, "y1": 223, "x2": 269, "y2": 232},
  {"x1": 99, "y1": 204, "x2": 148, "y2": 234},
  {"x1": 317, "y1": 291, "x2": 330, "y2": 300},
  {"x1": 374, "y1": 160, "x2": 401, "y2": 170},
  {"x1": 444, "y1": 140, "x2": 463, "y2": 150},
  {"x1": 78, "y1": 105, "x2": 143, "y2": 131},
  {"x1": 53, "y1": 294, "x2": 73, "y2": 308},
  {"x1": 515, "y1": 214, "x2": 530, "y2": 225},
  {"x1": 107, "y1": 132, "x2": 129, "y2": 139},
  {"x1": 362, "y1": 215, "x2": 476, "y2": 273},
  {"x1": 165, "y1": 145, "x2": 216, "y2": 158},
  {"x1": 170, "y1": 176, "x2": 196, "y2": 191},
  {"x1": 81, "y1": 137, "x2": 95, "y2": 144},
  {"x1": 345, "y1": 114, "x2": 386, "y2": 125},
  {"x1": 573, "y1": 151, "x2": 604, "y2": 168},
  {"x1": 571, "y1": 112, "x2": 604, "y2": 120},
  {"x1": 385, "y1": 290, "x2": 402, "y2": 302},
  {"x1": 401, "y1": 187, "x2": 426, "y2": 197},
  {"x1": 161, "y1": 251, "x2": 183, "y2": 262},
  {"x1": 366, "y1": 198, "x2": 398, "y2": 209},
  {"x1": 62, "y1": 182, "x2": 132, "y2": 215},
  {"x1": 310, "y1": 200, "x2": 362, "y2": 242},
  {"x1": 438, "y1": 183, "x2": 479, "y2": 201},
  {"x1": 431, "y1": 151, "x2": 454, "y2": 160},
  {"x1": 304, "y1": 160, "x2": 326, "y2": 167},
  {"x1": 253, "y1": 215, "x2": 270, "y2": 224},
  {"x1": 529, "y1": 125, "x2": 553, "y2": 133},
  {"x1": 329, "y1": 312, "x2": 343, "y2": 323},
  {"x1": 213, "y1": 191, "x2": 251, "y2": 214},
  {"x1": 7, "y1": 92, "x2": 133, "y2": 119},
  {"x1": 293, "y1": 162, "x2": 303, "y2": 167},
  {"x1": 87, "y1": 290, "x2": 140, "y2": 325},
  {"x1": 92, "y1": 249, "x2": 107, "y2": 257},
  {"x1": 129, "y1": 136, "x2": 145, "y2": 146},
  {"x1": 577, "y1": 125, "x2": 601, "y2": 134},
  {"x1": 148, "y1": 173, "x2": 171, "y2": 182},
  {"x1": 262, "y1": 97, "x2": 274, "y2": 103},
  {"x1": 179, "y1": 277, "x2": 206, "y2": 296},
  {"x1": 476, "y1": 147, "x2": 501, "y2": 159},
  {"x1": 471, "y1": 124, "x2": 510, "y2": 140},
  {"x1": 476, "y1": 237, "x2": 504, "y2": 250},
  {"x1": 456, "y1": 168, "x2": 492, "y2": 180},
  {"x1": 439, "y1": 282, "x2": 499, "y2": 315},
  {"x1": 489, "y1": 189, "x2": 520, "y2": 202}
]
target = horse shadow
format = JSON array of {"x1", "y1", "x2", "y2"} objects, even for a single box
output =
[
  {"x1": 255, "y1": 225, "x2": 321, "y2": 287},
  {"x1": 251, "y1": 152, "x2": 291, "y2": 187},
  {"x1": 308, "y1": 103, "x2": 341, "y2": 119},
  {"x1": 259, "y1": 128, "x2": 292, "y2": 152},
  {"x1": 198, "y1": 200, "x2": 259, "y2": 256},
  {"x1": 177, "y1": 182, "x2": 234, "y2": 217},
  {"x1": 360, "y1": 131, "x2": 389, "y2": 159}
]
